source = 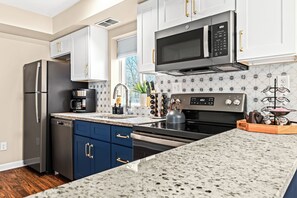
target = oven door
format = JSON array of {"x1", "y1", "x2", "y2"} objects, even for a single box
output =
[
  {"x1": 155, "y1": 18, "x2": 212, "y2": 72},
  {"x1": 131, "y1": 132, "x2": 193, "y2": 161}
]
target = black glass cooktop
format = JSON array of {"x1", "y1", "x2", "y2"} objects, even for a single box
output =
[{"x1": 133, "y1": 120, "x2": 235, "y2": 140}]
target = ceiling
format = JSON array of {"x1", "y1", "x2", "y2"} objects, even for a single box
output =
[{"x1": 0, "y1": 0, "x2": 80, "y2": 17}]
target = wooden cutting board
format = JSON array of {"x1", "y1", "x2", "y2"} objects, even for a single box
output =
[{"x1": 237, "y1": 119, "x2": 297, "y2": 134}]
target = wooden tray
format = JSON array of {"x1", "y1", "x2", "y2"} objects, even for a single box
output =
[{"x1": 236, "y1": 119, "x2": 297, "y2": 134}]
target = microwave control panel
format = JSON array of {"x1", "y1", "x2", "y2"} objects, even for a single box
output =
[{"x1": 212, "y1": 22, "x2": 228, "y2": 57}]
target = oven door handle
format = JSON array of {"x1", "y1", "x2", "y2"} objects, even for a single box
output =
[
  {"x1": 131, "y1": 133, "x2": 188, "y2": 148},
  {"x1": 203, "y1": 25, "x2": 209, "y2": 58}
]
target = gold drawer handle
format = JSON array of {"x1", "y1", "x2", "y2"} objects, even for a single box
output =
[
  {"x1": 116, "y1": 134, "x2": 130, "y2": 139},
  {"x1": 192, "y1": 0, "x2": 197, "y2": 15},
  {"x1": 185, "y1": 0, "x2": 189, "y2": 17},
  {"x1": 116, "y1": 158, "x2": 129, "y2": 164},
  {"x1": 239, "y1": 30, "x2": 244, "y2": 52}
]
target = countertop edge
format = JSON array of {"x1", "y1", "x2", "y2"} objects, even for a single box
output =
[{"x1": 50, "y1": 113, "x2": 164, "y2": 127}]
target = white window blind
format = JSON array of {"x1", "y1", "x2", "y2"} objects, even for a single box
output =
[{"x1": 117, "y1": 35, "x2": 137, "y2": 58}]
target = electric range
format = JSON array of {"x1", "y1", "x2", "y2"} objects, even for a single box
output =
[{"x1": 132, "y1": 93, "x2": 246, "y2": 160}]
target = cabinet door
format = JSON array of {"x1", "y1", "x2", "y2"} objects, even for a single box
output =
[
  {"x1": 111, "y1": 144, "x2": 133, "y2": 168},
  {"x1": 71, "y1": 27, "x2": 89, "y2": 81},
  {"x1": 137, "y1": 0, "x2": 158, "y2": 73},
  {"x1": 90, "y1": 123, "x2": 111, "y2": 142},
  {"x1": 50, "y1": 35, "x2": 71, "y2": 59},
  {"x1": 192, "y1": 0, "x2": 235, "y2": 21},
  {"x1": 237, "y1": 0, "x2": 296, "y2": 62},
  {"x1": 74, "y1": 135, "x2": 91, "y2": 179},
  {"x1": 90, "y1": 139, "x2": 111, "y2": 174},
  {"x1": 158, "y1": 0, "x2": 191, "y2": 30}
]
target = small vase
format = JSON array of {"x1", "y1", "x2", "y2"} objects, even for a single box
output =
[{"x1": 140, "y1": 94, "x2": 147, "y2": 107}]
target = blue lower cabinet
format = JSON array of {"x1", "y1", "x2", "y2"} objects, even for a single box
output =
[
  {"x1": 111, "y1": 144, "x2": 132, "y2": 168},
  {"x1": 284, "y1": 170, "x2": 297, "y2": 198},
  {"x1": 74, "y1": 135, "x2": 111, "y2": 179},
  {"x1": 91, "y1": 139, "x2": 111, "y2": 173},
  {"x1": 74, "y1": 135, "x2": 92, "y2": 179},
  {"x1": 74, "y1": 121, "x2": 133, "y2": 179}
]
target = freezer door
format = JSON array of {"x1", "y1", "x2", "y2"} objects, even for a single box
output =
[
  {"x1": 23, "y1": 93, "x2": 47, "y2": 173},
  {"x1": 24, "y1": 60, "x2": 47, "y2": 93}
]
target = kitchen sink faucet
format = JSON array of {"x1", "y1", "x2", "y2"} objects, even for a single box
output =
[{"x1": 113, "y1": 83, "x2": 132, "y2": 114}]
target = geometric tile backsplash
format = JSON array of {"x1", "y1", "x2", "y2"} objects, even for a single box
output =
[
  {"x1": 155, "y1": 62, "x2": 297, "y2": 121},
  {"x1": 90, "y1": 62, "x2": 297, "y2": 121}
]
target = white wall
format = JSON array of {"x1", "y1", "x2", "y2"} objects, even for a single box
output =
[{"x1": 0, "y1": 32, "x2": 49, "y2": 166}]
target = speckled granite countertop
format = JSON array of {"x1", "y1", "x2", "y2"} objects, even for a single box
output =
[
  {"x1": 28, "y1": 129, "x2": 297, "y2": 198},
  {"x1": 51, "y1": 112, "x2": 164, "y2": 127}
]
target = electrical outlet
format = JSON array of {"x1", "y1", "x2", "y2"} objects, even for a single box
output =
[
  {"x1": 277, "y1": 75, "x2": 290, "y2": 89},
  {"x1": 0, "y1": 142, "x2": 7, "y2": 151},
  {"x1": 172, "y1": 83, "x2": 182, "y2": 93}
]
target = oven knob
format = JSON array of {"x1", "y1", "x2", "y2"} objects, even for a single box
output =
[
  {"x1": 225, "y1": 99, "x2": 232, "y2": 105},
  {"x1": 233, "y1": 99, "x2": 241, "y2": 106}
]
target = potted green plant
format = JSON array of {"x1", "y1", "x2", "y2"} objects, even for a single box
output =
[{"x1": 133, "y1": 81, "x2": 148, "y2": 106}]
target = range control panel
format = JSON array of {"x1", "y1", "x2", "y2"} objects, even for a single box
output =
[
  {"x1": 190, "y1": 97, "x2": 214, "y2": 106},
  {"x1": 212, "y1": 22, "x2": 228, "y2": 57},
  {"x1": 171, "y1": 93, "x2": 246, "y2": 113}
]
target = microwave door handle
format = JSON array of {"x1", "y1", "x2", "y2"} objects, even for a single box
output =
[{"x1": 203, "y1": 25, "x2": 210, "y2": 58}]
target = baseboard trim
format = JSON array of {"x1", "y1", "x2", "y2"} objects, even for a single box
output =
[{"x1": 0, "y1": 160, "x2": 25, "y2": 172}]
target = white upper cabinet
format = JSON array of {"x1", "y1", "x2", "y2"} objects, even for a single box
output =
[
  {"x1": 158, "y1": 0, "x2": 191, "y2": 30},
  {"x1": 158, "y1": 0, "x2": 235, "y2": 30},
  {"x1": 137, "y1": 0, "x2": 158, "y2": 73},
  {"x1": 192, "y1": 0, "x2": 235, "y2": 21},
  {"x1": 50, "y1": 35, "x2": 71, "y2": 58},
  {"x1": 71, "y1": 26, "x2": 108, "y2": 82},
  {"x1": 237, "y1": 0, "x2": 297, "y2": 65}
]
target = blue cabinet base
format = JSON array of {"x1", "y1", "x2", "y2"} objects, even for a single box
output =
[
  {"x1": 74, "y1": 120, "x2": 133, "y2": 179},
  {"x1": 284, "y1": 170, "x2": 297, "y2": 198}
]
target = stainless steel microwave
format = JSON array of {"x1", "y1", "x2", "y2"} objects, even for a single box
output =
[{"x1": 155, "y1": 11, "x2": 248, "y2": 76}]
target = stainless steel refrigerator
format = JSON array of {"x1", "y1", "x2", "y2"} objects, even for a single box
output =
[{"x1": 23, "y1": 60, "x2": 87, "y2": 173}]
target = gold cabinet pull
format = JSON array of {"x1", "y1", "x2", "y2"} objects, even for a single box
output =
[
  {"x1": 192, "y1": 0, "x2": 197, "y2": 15},
  {"x1": 185, "y1": 0, "x2": 189, "y2": 17},
  {"x1": 152, "y1": 49, "x2": 155, "y2": 64},
  {"x1": 89, "y1": 144, "x2": 94, "y2": 159},
  {"x1": 116, "y1": 134, "x2": 130, "y2": 139},
  {"x1": 85, "y1": 64, "x2": 88, "y2": 77},
  {"x1": 239, "y1": 30, "x2": 244, "y2": 52},
  {"x1": 56, "y1": 42, "x2": 61, "y2": 53},
  {"x1": 116, "y1": 158, "x2": 129, "y2": 164},
  {"x1": 85, "y1": 143, "x2": 90, "y2": 157}
]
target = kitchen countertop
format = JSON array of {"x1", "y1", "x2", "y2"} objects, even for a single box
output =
[
  {"x1": 27, "y1": 128, "x2": 297, "y2": 198},
  {"x1": 51, "y1": 112, "x2": 164, "y2": 127}
]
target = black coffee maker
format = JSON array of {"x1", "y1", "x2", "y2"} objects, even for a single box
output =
[{"x1": 70, "y1": 89, "x2": 96, "y2": 113}]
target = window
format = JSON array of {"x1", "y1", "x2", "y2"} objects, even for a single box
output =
[
  {"x1": 119, "y1": 55, "x2": 140, "y2": 105},
  {"x1": 116, "y1": 35, "x2": 155, "y2": 106}
]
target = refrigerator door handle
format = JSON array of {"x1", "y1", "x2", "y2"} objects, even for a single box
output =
[{"x1": 35, "y1": 62, "x2": 40, "y2": 123}]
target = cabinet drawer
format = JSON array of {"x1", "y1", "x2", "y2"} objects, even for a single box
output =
[
  {"x1": 111, "y1": 144, "x2": 132, "y2": 168},
  {"x1": 91, "y1": 123, "x2": 111, "y2": 142},
  {"x1": 74, "y1": 121, "x2": 91, "y2": 137},
  {"x1": 111, "y1": 126, "x2": 132, "y2": 147}
]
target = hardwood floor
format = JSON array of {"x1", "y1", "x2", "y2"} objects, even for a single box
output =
[{"x1": 0, "y1": 167, "x2": 69, "y2": 198}]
